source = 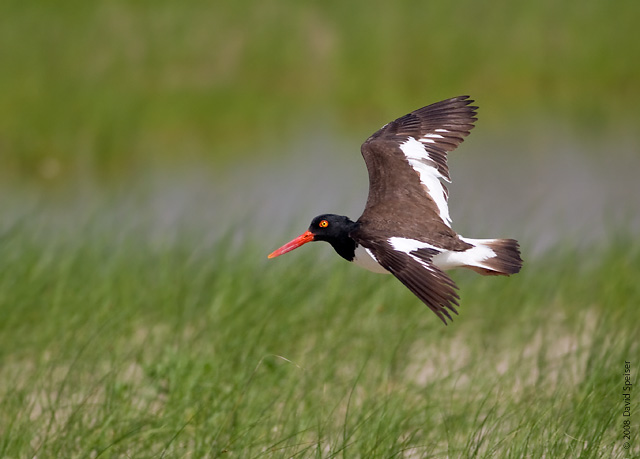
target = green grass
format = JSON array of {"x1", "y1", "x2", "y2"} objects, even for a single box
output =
[
  {"x1": 1, "y1": 214, "x2": 638, "y2": 458},
  {"x1": 1, "y1": 0, "x2": 639, "y2": 178},
  {"x1": 1, "y1": 1, "x2": 638, "y2": 456}
]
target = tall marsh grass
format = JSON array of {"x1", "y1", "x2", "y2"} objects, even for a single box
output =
[{"x1": 0, "y1": 210, "x2": 637, "y2": 457}]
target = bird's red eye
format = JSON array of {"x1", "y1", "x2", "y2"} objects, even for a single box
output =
[{"x1": 319, "y1": 220, "x2": 329, "y2": 228}]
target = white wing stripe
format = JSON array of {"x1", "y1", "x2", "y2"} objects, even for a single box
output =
[
  {"x1": 399, "y1": 137, "x2": 452, "y2": 227},
  {"x1": 389, "y1": 236, "x2": 439, "y2": 252},
  {"x1": 388, "y1": 237, "x2": 440, "y2": 272}
]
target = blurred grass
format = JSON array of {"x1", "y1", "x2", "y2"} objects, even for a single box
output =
[
  {"x1": 1, "y1": 0, "x2": 638, "y2": 179},
  {"x1": 0, "y1": 211, "x2": 638, "y2": 457},
  {"x1": 1, "y1": 2, "x2": 638, "y2": 455}
]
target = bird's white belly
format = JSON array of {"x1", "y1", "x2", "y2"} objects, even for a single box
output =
[{"x1": 352, "y1": 245, "x2": 390, "y2": 274}]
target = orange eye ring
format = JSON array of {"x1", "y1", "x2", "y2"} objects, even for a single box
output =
[{"x1": 319, "y1": 220, "x2": 329, "y2": 228}]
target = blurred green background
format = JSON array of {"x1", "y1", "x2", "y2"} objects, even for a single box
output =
[
  {"x1": 1, "y1": 0, "x2": 638, "y2": 180},
  {"x1": 1, "y1": 1, "x2": 639, "y2": 457}
]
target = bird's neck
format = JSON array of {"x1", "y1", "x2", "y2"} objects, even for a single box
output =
[{"x1": 328, "y1": 218, "x2": 359, "y2": 262}]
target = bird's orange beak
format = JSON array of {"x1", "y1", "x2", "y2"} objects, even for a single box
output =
[{"x1": 268, "y1": 230, "x2": 315, "y2": 258}]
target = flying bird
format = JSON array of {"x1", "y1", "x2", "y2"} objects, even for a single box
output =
[{"x1": 268, "y1": 96, "x2": 522, "y2": 324}]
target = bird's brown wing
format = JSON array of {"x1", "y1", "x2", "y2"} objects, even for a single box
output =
[
  {"x1": 351, "y1": 234, "x2": 460, "y2": 324},
  {"x1": 359, "y1": 96, "x2": 477, "y2": 231}
]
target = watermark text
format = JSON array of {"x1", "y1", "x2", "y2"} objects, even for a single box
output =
[{"x1": 622, "y1": 360, "x2": 632, "y2": 450}]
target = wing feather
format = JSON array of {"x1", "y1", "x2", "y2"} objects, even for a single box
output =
[
  {"x1": 352, "y1": 236, "x2": 460, "y2": 324},
  {"x1": 359, "y1": 96, "x2": 477, "y2": 230}
]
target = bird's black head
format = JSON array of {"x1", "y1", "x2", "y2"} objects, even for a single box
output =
[
  {"x1": 307, "y1": 214, "x2": 356, "y2": 242},
  {"x1": 268, "y1": 214, "x2": 358, "y2": 261}
]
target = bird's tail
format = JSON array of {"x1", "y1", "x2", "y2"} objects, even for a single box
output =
[{"x1": 461, "y1": 238, "x2": 523, "y2": 276}]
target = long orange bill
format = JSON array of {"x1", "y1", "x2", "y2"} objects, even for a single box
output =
[{"x1": 268, "y1": 230, "x2": 315, "y2": 258}]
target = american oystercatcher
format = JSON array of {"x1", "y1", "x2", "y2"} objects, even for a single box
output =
[{"x1": 268, "y1": 96, "x2": 522, "y2": 324}]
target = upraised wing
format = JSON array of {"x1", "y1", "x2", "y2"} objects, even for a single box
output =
[{"x1": 359, "y1": 96, "x2": 477, "y2": 230}]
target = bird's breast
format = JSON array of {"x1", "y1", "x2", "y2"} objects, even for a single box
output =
[{"x1": 352, "y1": 245, "x2": 390, "y2": 274}]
